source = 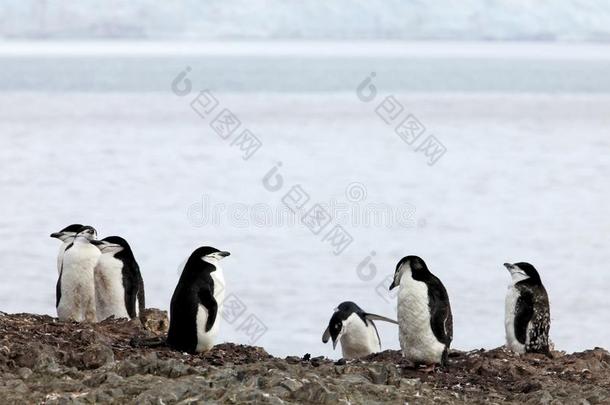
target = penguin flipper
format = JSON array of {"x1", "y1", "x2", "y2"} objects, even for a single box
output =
[
  {"x1": 428, "y1": 276, "x2": 453, "y2": 347},
  {"x1": 514, "y1": 290, "x2": 534, "y2": 345},
  {"x1": 322, "y1": 326, "x2": 331, "y2": 343},
  {"x1": 198, "y1": 286, "x2": 218, "y2": 332},
  {"x1": 55, "y1": 274, "x2": 62, "y2": 308},
  {"x1": 136, "y1": 271, "x2": 146, "y2": 322},
  {"x1": 363, "y1": 313, "x2": 399, "y2": 325}
]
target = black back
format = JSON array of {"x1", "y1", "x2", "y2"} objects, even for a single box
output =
[
  {"x1": 167, "y1": 247, "x2": 220, "y2": 353},
  {"x1": 101, "y1": 236, "x2": 145, "y2": 319},
  {"x1": 398, "y1": 256, "x2": 453, "y2": 350}
]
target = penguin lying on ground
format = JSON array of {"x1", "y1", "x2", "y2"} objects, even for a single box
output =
[
  {"x1": 166, "y1": 246, "x2": 230, "y2": 353},
  {"x1": 55, "y1": 226, "x2": 100, "y2": 322},
  {"x1": 390, "y1": 255, "x2": 453, "y2": 371},
  {"x1": 322, "y1": 301, "x2": 398, "y2": 359},
  {"x1": 93, "y1": 236, "x2": 145, "y2": 322},
  {"x1": 503, "y1": 262, "x2": 551, "y2": 356}
]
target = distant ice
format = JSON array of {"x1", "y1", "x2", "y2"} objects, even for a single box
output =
[{"x1": 1, "y1": 0, "x2": 610, "y2": 42}]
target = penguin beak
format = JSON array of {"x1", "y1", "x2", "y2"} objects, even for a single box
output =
[
  {"x1": 504, "y1": 263, "x2": 516, "y2": 273},
  {"x1": 50, "y1": 232, "x2": 63, "y2": 239},
  {"x1": 218, "y1": 251, "x2": 230, "y2": 258}
]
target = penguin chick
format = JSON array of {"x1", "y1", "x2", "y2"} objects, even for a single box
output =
[{"x1": 504, "y1": 262, "x2": 551, "y2": 355}]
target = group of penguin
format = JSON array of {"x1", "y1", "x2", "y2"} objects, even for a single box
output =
[
  {"x1": 51, "y1": 223, "x2": 551, "y2": 368},
  {"x1": 322, "y1": 256, "x2": 551, "y2": 370},
  {"x1": 50, "y1": 223, "x2": 229, "y2": 353}
]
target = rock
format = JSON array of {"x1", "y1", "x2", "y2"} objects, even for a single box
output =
[
  {"x1": 141, "y1": 308, "x2": 169, "y2": 335},
  {"x1": 81, "y1": 344, "x2": 115, "y2": 369},
  {"x1": 292, "y1": 381, "x2": 344, "y2": 404},
  {"x1": 280, "y1": 378, "x2": 303, "y2": 392},
  {"x1": 16, "y1": 367, "x2": 32, "y2": 380},
  {"x1": 0, "y1": 312, "x2": 609, "y2": 404}
]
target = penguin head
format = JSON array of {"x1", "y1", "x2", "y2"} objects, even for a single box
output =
[
  {"x1": 322, "y1": 301, "x2": 363, "y2": 350},
  {"x1": 50, "y1": 224, "x2": 84, "y2": 242},
  {"x1": 389, "y1": 255, "x2": 429, "y2": 290},
  {"x1": 191, "y1": 246, "x2": 231, "y2": 266},
  {"x1": 75, "y1": 226, "x2": 98, "y2": 241},
  {"x1": 96, "y1": 236, "x2": 131, "y2": 255},
  {"x1": 504, "y1": 262, "x2": 542, "y2": 285}
]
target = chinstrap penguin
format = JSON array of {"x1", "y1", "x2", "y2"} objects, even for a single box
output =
[
  {"x1": 322, "y1": 301, "x2": 398, "y2": 359},
  {"x1": 503, "y1": 262, "x2": 551, "y2": 355},
  {"x1": 390, "y1": 255, "x2": 453, "y2": 369},
  {"x1": 50, "y1": 224, "x2": 95, "y2": 275},
  {"x1": 56, "y1": 226, "x2": 100, "y2": 322},
  {"x1": 93, "y1": 236, "x2": 145, "y2": 322},
  {"x1": 167, "y1": 246, "x2": 230, "y2": 353}
]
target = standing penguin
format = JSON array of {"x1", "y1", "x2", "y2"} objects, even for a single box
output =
[
  {"x1": 167, "y1": 246, "x2": 230, "y2": 353},
  {"x1": 389, "y1": 255, "x2": 453, "y2": 370},
  {"x1": 50, "y1": 224, "x2": 93, "y2": 274},
  {"x1": 93, "y1": 236, "x2": 145, "y2": 322},
  {"x1": 56, "y1": 226, "x2": 100, "y2": 322},
  {"x1": 503, "y1": 262, "x2": 551, "y2": 355},
  {"x1": 322, "y1": 301, "x2": 398, "y2": 359}
]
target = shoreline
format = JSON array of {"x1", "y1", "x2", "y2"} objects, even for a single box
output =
[{"x1": 0, "y1": 311, "x2": 608, "y2": 404}]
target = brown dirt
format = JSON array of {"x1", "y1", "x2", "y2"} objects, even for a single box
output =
[{"x1": 0, "y1": 311, "x2": 608, "y2": 404}]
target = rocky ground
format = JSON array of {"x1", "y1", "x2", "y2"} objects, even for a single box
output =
[{"x1": 0, "y1": 311, "x2": 608, "y2": 404}]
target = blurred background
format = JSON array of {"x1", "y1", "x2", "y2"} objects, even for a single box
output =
[{"x1": 0, "y1": 1, "x2": 608, "y2": 358}]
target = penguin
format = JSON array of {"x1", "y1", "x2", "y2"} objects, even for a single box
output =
[
  {"x1": 56, "y1": 226, "x2": 100, "y2": 322},
  {"x1": 93, "y1": 236, "x2": 145, "y2": 322},
  {"x1": 389, "y1": 255, "x2": 453, "y2": 369},
  {"x1": 503, "y1": 262, "x2": 551, "y2": 355},
  {"x1": 50, "y1": 224, "x2": 94, "y2": 274},
  {"x1": 167, "y1": 246, "x2": 230, "y2": 353},
  {"x1": 322, "y1": 301, "x2": 398, "y2": 359}
]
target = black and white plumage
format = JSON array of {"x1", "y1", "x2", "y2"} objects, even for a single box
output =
[
  {"x1": 55, "y1": 226, "x2": 100, "y2": 322},
  {"x1": 93, "y1": 236, "x2": 145, "y2": 322},
  {"x1": 167, "y1": 246, "x2": 230, "y2": 353},
  {"x1": 504, "y1": 262, "x2": 551, "y2": 355},
  {"x1": 389, "y1": 255, "x2": 453, "y2": 366},
  {"x1": 50, "y1": 224, "x2": 95, "y2": 275},
  {"x1": 322, "y1": 301, "x2": 398, "y2": 359}
]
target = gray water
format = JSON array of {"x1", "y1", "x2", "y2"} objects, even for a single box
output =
[{"x1": 0, "y1": 42, "x2": 608, "y2": 358}]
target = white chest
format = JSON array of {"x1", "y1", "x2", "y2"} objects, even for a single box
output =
[
  {"x1": 397, "y1": 274, "x2": 445, "y2": 364},
  {"x1": 339, "y1": 313, "x2": 380, "y2": 359},
  {"x1": 195, "y1": 267, "x2": 225, "y2": 352},
  {"x1": 57, "y1": 242, "x2": 100, "y2": 322},
  {"x1": 505, "y1": 285, "x2": 526, "y2": 353},
  {"x1": 95, "y1": 254, "x2": 128, "y2": 320}
]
